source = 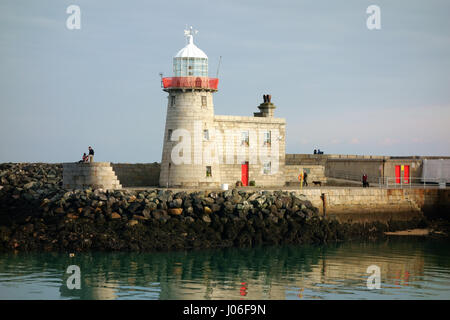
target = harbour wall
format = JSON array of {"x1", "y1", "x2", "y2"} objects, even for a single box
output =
[
  {"x1": 285, "y1": 154, "x2": 327, "y2": 185},
  {"x1": 111, "y1": 163, "x2": 160, "y2": 187},
  {"x1": 62, "y1": 162, "x2": 161, "y2": 189},
  {"x1": 1, "y1": 163, "x2": 449, "y2": 252},
  {"x1": 286, "y1": 154, "x2": 450, "y2": 184},
  {"x1": 284, "y1": 188, "x2": 449, "y2": 223}
]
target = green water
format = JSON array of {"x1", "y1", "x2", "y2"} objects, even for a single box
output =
[{"x1": 0, "y1": 238, "x2": 449, "y2": 300}]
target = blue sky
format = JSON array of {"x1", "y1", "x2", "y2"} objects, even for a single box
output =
[{"x1": 0, "y1": 0, "x2": 449, "y2": 163}]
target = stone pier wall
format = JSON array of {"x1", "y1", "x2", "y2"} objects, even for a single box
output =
[
  {"x1": 111, "y1": 163, "x2": 160, "y2": 187},
  {"x1": 284, "y1": 188, "x2": 449, "y2": 223},
  {"x1": 285, "y1": 165, "x2": 326, "y2": 186},
  {"x1": 63, "y1": 162, "x2": 122, "y2": 190},
  {"x1": 285, "y1": 154, "x2": 327, "y2": 186}
]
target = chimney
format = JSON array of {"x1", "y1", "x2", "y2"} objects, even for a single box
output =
[{"x1": 254, "y1": 94, "x2": 276, "y2": 117}]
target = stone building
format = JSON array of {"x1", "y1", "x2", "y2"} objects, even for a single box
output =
[{"x1": 159, "y1": 28, "x2": 286, "y2": 188}]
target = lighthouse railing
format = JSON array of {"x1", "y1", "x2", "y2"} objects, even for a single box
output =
[{"x1": 162, "y1": 77, "x2": 219, "y2": 90}]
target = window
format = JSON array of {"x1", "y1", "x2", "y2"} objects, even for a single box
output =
[
  {"x1": 263, "y1": 131, "x2": 271, "y2": 146},
  {"x1": 206, "y1": 166, "x2": 212, "y2": 177},
  {"x1": 241, "y1": 131, "x2": 249, "y2": 146},
  {"x1": 167, "y1": 129, "x2": 173, "y2": 141},
  {"x1": 263, "y1": 161, "x2": 271, "y2": 174},
  {"x1": 170, "y1": 96, "x2": 176, "y2": 107},
  {"x1": 203, "y1": 129, "x2": 209, "y2": 141},
  {"x1": 201, "y1": 96, "x2": 207, "y2": 107}
]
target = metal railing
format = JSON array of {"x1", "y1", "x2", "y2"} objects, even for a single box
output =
[
  {"x1": 162, "y1": 77, "x2": 219, "y2": 90},
  {"x1": 378, "y1": 177, "x2": 448, "y2": 189}
]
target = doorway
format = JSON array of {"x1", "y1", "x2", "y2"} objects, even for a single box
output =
[{"x1": 241, "y1": 162, "x2": 249, "y2": 186}]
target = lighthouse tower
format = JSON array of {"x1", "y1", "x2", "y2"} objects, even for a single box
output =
[{"x1": 159, "y1": 27, "x2": 221, "y2": 187}]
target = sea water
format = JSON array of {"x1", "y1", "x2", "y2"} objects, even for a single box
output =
[{"x1": 0, "y1": 237, "x2": 449, "y2": 300}]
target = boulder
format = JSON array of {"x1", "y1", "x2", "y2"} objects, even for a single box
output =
[
  {"x1": 142, "y1": 208, "x2": 151, "y2": 219},
  {"x1": 204, "y1": 197, "x2": 215, "y2": 206},
  {"x1": 184, "y1": 216, "x2": 195, "y2": 223},
  {"x1": 127, "y1": 219, "x2": 138, "y2": 227},
  {"x1": 168, "y1": 208, "x2": 183, "y2": 215},
  {"x1": 24, "y1": 181, "x2": 36, "y2": 189},
  {"x1": 132, "y1": 215, "x2": 148, "y2": 221},
  {"x1": 152, "y1": 209, "x2": 168, "y2": 220},
  {"x1": 170, "y1": 198, "x2": 183, "y2": 208},
  {"x1": 66, "y1": 213, "x2": 78, "y2": 220},
  {"x1": 204, "y1": 206, "x2": 212, "y2": 214},
  {"x1": 111, "y1": 212, "x2": 121, "y2": 219}
]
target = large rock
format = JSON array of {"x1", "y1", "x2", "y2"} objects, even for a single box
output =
[
  {"x1": 127, "y1": 219, "x2": 138, "y2": 227},
  {"x1": 111, "y1": 212, "x2": 121, "y2": 219},
  {"x1": 24, "y1": 182, "x2": 36, "y2": 189},
  {"x1": 170, "y1": 198, "x2": 183, "y2": 208},
  {"x1": 204, "y1": 206, "x2": 212, "y2": 214},
  {"x1": 168, "y1": 208, "x2": 183, "y2": 215},
  {"x1": 152, "y1": 209, "x2": 168, "y2": 220}
]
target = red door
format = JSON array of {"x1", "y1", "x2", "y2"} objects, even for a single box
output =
[
  {"x1": 241, "y1": 162, "x2": 249, "y2": 186},
  {"x1": 395, "y1": 165, "x2": 401, "y2": 184},
  {"x1": 404, "y1": 165, "x2": 410, "y2": 184}
]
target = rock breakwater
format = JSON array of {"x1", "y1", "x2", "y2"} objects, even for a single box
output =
[{"x1": 0, "y1": 163, "x2": 430, "y2": 252}]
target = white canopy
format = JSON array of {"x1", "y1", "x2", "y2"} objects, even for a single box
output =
[{"x1": 174, "y1": 27, "x2": 208, "y2": 59}]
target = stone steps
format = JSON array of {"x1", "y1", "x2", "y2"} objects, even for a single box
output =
[{"x1": 63, "y1": 162, "x2": 122, "y2": 189}]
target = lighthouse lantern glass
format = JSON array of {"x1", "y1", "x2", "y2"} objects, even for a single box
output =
[{"x1": 173, "y1": 57, "x2": 208, "y2": 77}]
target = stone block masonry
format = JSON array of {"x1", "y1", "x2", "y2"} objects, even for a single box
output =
[
  {"x1": 111, "y1": 163, "x2": 160, "y2": 187},
  {"x1": 285, "y1": 165, "x2": 326, "y2": 186},
  {"x1": 284, "y1": 188, "x2": 449, "y2": 223},
  {"x1": 63, "y1": 162, "x2": 122, "y2": 190}
]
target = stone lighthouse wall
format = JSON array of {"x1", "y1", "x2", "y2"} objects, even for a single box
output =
[{"x1": 159, "y1": 90, "x2": 222, "y2": 187}]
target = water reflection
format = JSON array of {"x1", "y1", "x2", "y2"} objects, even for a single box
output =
[{"x1": 0, "y1": 238, "x2": 449, "y2": 300}]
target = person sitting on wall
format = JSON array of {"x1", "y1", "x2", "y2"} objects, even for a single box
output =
[
  {"x1": 78, "y1": 153, "x2": 88, "y2": 163},
  {"x1": 314, "y1": 149, "x2": 317, "y2": 154}
]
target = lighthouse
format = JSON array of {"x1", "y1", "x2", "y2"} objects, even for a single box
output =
[{"x1": 160, "y1": 27, "x2": 221, "y2": 187}]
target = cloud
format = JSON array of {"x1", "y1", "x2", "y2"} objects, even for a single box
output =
[
  {"x1": 411, "y1": 137, "x2": 425, "y2": 143},
  {"x1": 350, "y1": 138, "x2": 360, "y2": 144},
  {"x1": 330, "y1": 138, "x2": 341, "y2": 144},
  {"x1": 380, "y1": 137, "x2": 400, "y2": 146},
  {"x1": 300, "y1": 138, "x2": 309, "y2": 145}
]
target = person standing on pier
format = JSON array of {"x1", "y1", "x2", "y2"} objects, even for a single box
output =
[
  {"x1": 362, "y1": 174, "x2": 369, "y2": 188},
  {"x1": 88, "y1": 146, "x2": 95, "y2": 163},
  {"x1": 303, "y1": 170, "x2": 308, "y2": 187}
]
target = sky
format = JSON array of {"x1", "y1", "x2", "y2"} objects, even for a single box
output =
[{"x1": 0, "y1": 0, "x2": 449, "y2": 163}]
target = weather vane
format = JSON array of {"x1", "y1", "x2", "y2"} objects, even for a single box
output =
[{"x1": 184, "y1": 26, "x2": 198, "y2": 43}]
